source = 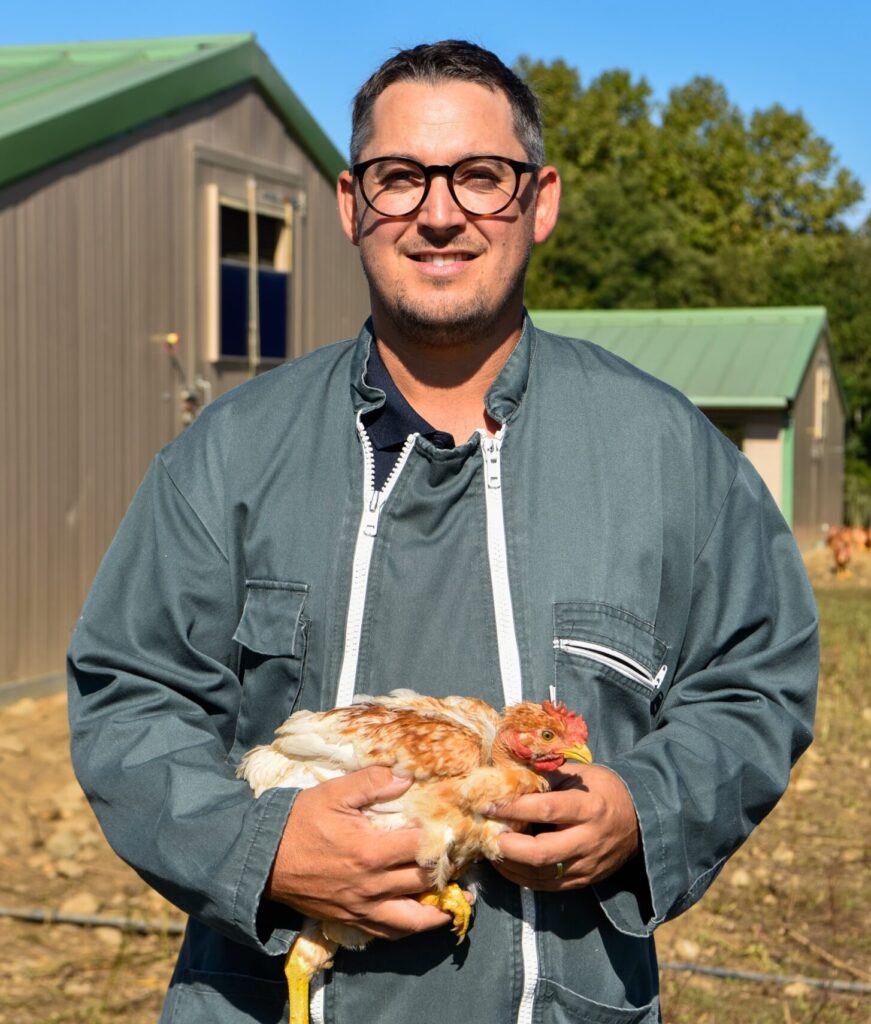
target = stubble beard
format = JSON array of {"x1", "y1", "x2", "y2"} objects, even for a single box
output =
[{"x1": 361, "y1": 236, "x2": 534, "y2": 351}]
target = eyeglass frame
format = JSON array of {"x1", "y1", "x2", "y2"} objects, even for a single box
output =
[{"x1": 352, "y1": 154, "x2": 542, "y2": 218}]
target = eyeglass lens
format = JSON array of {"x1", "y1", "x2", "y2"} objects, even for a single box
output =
[{"x1": 360, "y1": 158, "x2": 520, "y2": 217}]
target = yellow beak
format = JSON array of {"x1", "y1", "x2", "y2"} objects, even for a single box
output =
[{"x1": 561, "y1": 743, "x2": 593, "y2": 764}]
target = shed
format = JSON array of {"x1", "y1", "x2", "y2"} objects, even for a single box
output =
[
  {"x1": 531, "y1": 307, "x2": 845, "y2": 551},
  {"x1": 0, "y1": 34, "x2": 369, "y2": 696}
]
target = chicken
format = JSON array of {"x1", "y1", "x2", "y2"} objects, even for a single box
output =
[
  {"x1": 238, "y1": 689, "x2": 592, "y2": 1024},
  {"x1": 827, "y1": 525, "x2": 853, "y2": 576}
]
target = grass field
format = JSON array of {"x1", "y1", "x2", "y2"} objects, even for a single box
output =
[
  {"x1": 657, "y1": 587, "x2": 871, "y2": 1022},
  {"x1": 0, "y1": 586, "x2": 867, "y2": 1022}
]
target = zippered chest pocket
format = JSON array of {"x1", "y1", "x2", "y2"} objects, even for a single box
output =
[{"x1": 553, "y1": 602, "x2": 669, "y2": 760}]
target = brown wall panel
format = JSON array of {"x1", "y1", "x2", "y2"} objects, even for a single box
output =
[{"x1": 0, "y1": 84, "x2": 369, "y2": 689}]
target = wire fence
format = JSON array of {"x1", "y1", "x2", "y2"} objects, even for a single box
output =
[{"x1": 2, "y1": 905, "x2": 869, "y2": 996}]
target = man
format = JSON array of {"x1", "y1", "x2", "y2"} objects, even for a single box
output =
[{"x1": 68, "y1": 41, "x2": 818, "y2": 1024}]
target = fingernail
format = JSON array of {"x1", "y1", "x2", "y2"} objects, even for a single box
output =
[
  {"x1": 483, "y1": 803, "x2": 496, "y2": 817},
  {"x1": 392, "y1": 767, "x2": 413, "y2": 779}
]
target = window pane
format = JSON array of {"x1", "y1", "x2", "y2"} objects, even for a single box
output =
[
  {"x1": 220, "y1": 206, "x2": 249, "y2": 262},
  {"x1": 220, "y1": 205, "x2": 287, "y2": 267},
  {"x1": 259, "y1": 268, "x2": 289, "y2": 360},
  {"x1": 219, "y1": 262, "x2": 248, "y2": 357},
  {"x1": 219, "y1": 263, "x2": 289, "y2": 360}
]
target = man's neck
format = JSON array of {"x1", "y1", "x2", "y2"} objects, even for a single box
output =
[{"x1": 372, "y1": 317, "x2": 523, "y2": 443}]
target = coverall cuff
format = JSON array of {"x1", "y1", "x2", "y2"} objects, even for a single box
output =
[
  {"x1": 592, "y1": 762, "x2": 662, "y2": 938},
  {"x1": 233, "y1": 785, "x2": 302, "y2": 953}
]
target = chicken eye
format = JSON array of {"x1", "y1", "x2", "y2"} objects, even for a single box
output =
[{"x1": 540, "y1": 729, "x2": 555, "y2": 741}]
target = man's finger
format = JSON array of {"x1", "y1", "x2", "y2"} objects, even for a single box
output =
[
  {"x1": 497, "y1": 827, "x2": 583, "y2": 867},
  {"x1": 490, "y1": 790, "x2": 589, "y2": 826},
  {"x1": 377, "y1": 863, "x2": 438, "y2": 895},
  {"x1": 365, "y1": 897, "x2": 454, "y2": 940}
]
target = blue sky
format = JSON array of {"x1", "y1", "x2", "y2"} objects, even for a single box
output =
[{"x1": 7, "y1": 0, "x2": 870, "y2": 226}]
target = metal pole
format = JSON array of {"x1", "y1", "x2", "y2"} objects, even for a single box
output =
[{"x1": 246, "y1": 176, "x2": 260, "y2": 379}]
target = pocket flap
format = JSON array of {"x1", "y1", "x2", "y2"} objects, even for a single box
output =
[
  {"x1": 554, "y1": 602, "x2": 666, "y2": 676},
  {"x1": 233, "y1": 580, "x2": 309, "y2": 657}
]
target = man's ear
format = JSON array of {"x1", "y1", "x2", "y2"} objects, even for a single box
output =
[
  {"x1": 533, "y1": 166, "x2": 561, "y2": 245},
  {"x1": 337, "y1": 170, "x2": 360, "y2": 246}
]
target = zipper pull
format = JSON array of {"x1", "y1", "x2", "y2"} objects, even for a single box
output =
[
  {"x1": 653, "y1": 663, "x2": 668, "y2": 688},
  {"x1": 482, "y1": 437, "x2": 501, "y2": 489},
  {"x1": 363, "y1": 490, "x2": 382, "y2": 537}
]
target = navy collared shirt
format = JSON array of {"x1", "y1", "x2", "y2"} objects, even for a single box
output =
[{"x1": 364, "y1": 342, "x2": 456, "y2": 490}]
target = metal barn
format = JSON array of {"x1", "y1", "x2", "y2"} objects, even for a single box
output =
[
  {"x1": 531, "y1": 307, "x2": 845, "y2": 551},
  {"x1": 0, "y1": 34, "x2": 369, "y2": 696}
]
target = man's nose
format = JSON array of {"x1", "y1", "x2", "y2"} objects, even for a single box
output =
[{"x1": 415, "y1": 173, "x2": 467, "y2": 232}]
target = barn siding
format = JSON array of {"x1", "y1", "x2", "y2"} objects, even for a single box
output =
[
  {"x1": 792, "y1": 333, "x2": 846, "y2": 549},
  {"x1": 0, "y1": 84, "x2": 368, "y2": 688}
]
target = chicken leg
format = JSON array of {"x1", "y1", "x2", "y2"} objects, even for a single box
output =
[
  {"x1": 284, "y1": 922, "x2": 338, "y2": 1024},
  {"x1": 419, "y1": 882, "x2": 473, "y2": 942}
]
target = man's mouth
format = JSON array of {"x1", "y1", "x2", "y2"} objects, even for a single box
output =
[{"x1": 409, "y1": 253, "x2": 475, "y2": 265}]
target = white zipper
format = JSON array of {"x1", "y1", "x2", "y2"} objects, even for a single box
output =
[
  {"x1": 480, "y1": 433, "x2": 524, "y2": 705},
  {"x1": 334, "y1": 417, "x2": 417, "y2": 710},
  {"x1": 310, "y1": 975, "x2": 325, "y2": 1024},
  {"x1": 554, "y1": 638, "x2": 667, "y2": 690},
  {"x1": 313, "y1": 417, "x2": 418, "y2": 1024},
  {"x1": 479, "y1": 431, "x2": 537, "y2": 1024}
]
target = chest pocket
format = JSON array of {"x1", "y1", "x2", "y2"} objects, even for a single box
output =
[
  {"x1": 229, "y1": 580, "x2": 309, "y2": 763},
  {"x1": 553, "y1": 602, "x2": 668, "y2": 762}
]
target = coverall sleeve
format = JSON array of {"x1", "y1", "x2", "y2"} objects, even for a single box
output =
[
  {"x1": 67, "y1": 453, "x2": 300, "y2": 955},
  {"x1": 594, "y1": 454, "x2": 819, "y2": 936}
]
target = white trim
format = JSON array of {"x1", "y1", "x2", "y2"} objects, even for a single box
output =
[
  {"x1": 479, "y1": 431, "x2": 538, "y2": 1024},
  {"x1": 334, "y1": 419, "x2": 417, "y2": 708},
  {"x1": 480, "y1": 434, "x2": 524, "y2": 705},
  {"x1": 313, "y1": 421, "x2": 417, "y2": 1024},
  {"x1": 310, "y1": 974, "x2": 326, "y2": 1024},
  {"x1": 517, "y1": 888, "x2": 539, "y2": 1024}
]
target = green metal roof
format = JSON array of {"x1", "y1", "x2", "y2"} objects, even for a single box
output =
[
  {"x1": 530, "y1": 307, "x2": 829, "y2": 408},
  {"x1": 0, "y1": 34, "x2": 346, "y2": 189}
]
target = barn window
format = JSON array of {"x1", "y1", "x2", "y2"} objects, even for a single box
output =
[{"x1": 205, "y1": 183, "x2": 293, "y2": 364}]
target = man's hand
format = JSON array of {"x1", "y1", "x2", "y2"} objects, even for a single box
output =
[
  {"x1": 265, "y1": 766, "x2": 456, "y2": 940},
  {"x1": 489, "y1": 764, "x2": 640, "y2": 890}
]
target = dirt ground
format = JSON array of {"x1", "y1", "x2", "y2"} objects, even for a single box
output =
[{"x1": 0, "y1": 574, "x2": 868, "y2": 1023}]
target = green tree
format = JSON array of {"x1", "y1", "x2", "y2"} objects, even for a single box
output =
[{"x1": 518, "y1": 57, "x2": 869, "y2": 517}]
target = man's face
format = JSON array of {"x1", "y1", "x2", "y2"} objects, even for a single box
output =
[{"x1": 338, "y1": 80, "x2": 560, "y2": 347}]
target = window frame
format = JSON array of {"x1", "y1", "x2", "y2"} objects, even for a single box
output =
[{"x1": 196, "y1": 145, "x2": 305, "y2": 367}]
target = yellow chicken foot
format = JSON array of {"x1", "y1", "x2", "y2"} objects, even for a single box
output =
[
  {"x1": 284, "y1": 950, "x2": 311, "y2": 1024},
  {"x1": 283, "y1": 926, "x2": 337, "y2": 1024},
  {"x1": 419, "y1": 883, "x2": 473, "y2": 943}
]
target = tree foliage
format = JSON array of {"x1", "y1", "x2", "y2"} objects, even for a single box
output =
[{"x1": 517, "y1": 57, "x2": 871, "y2": 514}]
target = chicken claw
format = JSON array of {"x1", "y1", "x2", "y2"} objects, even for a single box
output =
[{"x1": 419, "y1": 883, "x2": 472, "y2": 943}]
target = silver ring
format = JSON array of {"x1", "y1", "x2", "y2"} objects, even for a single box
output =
[{"x1": 554, "y1": 861, "x2": 566, "y2": 880}]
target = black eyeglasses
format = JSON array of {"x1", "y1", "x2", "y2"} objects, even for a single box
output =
[{"x1": 353, "y1": 155, "x2": 541, "y2": 218}]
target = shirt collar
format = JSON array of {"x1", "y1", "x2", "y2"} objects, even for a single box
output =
[
  {"x1": 363, "y1": 338, "x2": 455, "y2": 451},
  {"x1": 350, "y1": 311, "x2": 536, "y2": 430}
]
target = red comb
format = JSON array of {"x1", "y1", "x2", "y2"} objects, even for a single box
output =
[{"x1": 542, "y1": 700, "x2": 589, "y2": 742}]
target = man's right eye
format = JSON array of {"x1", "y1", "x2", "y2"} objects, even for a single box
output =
[{"x1": 380, "y1": 170, "x2": 422, "y2": 189}]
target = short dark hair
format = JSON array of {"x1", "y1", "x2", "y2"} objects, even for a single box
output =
[{"x1": 350, "y1": 40, "x2": 544, "y2": 166}]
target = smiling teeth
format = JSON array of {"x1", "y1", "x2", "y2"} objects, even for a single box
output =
[{"x1": 419, "y1": 254, "x2": 467, "y2": 265}]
